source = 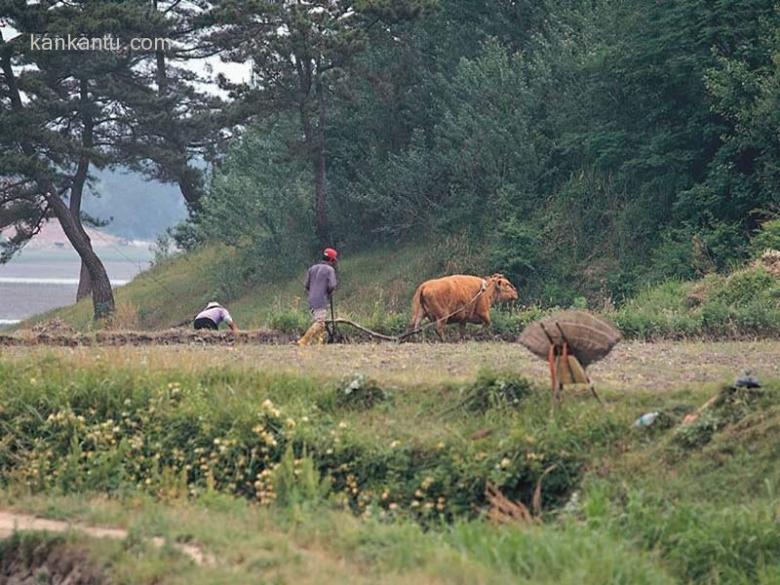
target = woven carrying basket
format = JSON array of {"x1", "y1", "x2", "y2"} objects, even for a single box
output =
[{"x1": 518, "y1": 311, "x2": 621, "y2": 368}]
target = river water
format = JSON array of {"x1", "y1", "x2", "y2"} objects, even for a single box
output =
[{"x1": 0, "y1": 249, "x2": 151, "y2": 328}]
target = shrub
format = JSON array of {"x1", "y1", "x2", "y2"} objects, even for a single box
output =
[
  {"x1": 452, "y1": 371, "x2": 534, "y2": 414},
  {"x1": 268, "y1": 447, "x2": 330, "y2": 508},
  {"x1": 713, "y1": 268, "x2": 776, "y2": 307},
  {"x1": 750, "y1": 219, "x2": 780, "y2": 256},
  {"x1": 268, "y1": 308, "x2": 310, "y2": 334},
  {"x1": 332, "y1": 374, "x2": 392, "y2": 411},
  {"x1": 489, "y1": 305, "x2": 554, "y2": 337},
  {"x1": 361, "y1": 309, "x2": 407, "y2": 336},
  {"x1": 670, "y1": 383, "x2": 768, "y2": 449}
]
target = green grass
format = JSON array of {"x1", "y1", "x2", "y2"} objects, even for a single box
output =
[
  {"x1": 610, "y1": 267, "x2": 780, "y2": 340},
  {"x1": 1, "y1": 350, "x2": 780, "y2": 583},
  {"x1": 0, "y1": 492, "x2": 676, "y2": 585}
]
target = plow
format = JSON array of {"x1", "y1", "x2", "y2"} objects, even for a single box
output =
[{"x1": 324, "y1": 317, "x2": 431, "y2": 343}]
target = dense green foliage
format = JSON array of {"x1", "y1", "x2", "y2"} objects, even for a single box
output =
[{"x1": 200, "y1": 0, "x2": 780, "y2": 305}]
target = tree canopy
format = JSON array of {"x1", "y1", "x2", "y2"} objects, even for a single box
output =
[
  {"x1": 3, "y1": 0, "x2": 779, "y2": 310},
  {"x1": 201, "y1": 0, "x2": 780, "y2": 304}
]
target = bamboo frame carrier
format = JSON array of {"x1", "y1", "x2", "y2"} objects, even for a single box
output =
[{"x1": 519, "y1": 311, "x2": 621, "y2": 403}]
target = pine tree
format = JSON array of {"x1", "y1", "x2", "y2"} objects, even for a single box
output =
[
  {"x1": 210, "y1": 0, "x2": 429, "y2": 245},
  {"x1": 1, "y1": 0, "x2": 226, "y2": 314},
  {"x1": 111, "y1": 0, "x2": 227, "y2": 214},
  {"x1": 0, "y1": 2, "x2": 124, "y2": 317}
]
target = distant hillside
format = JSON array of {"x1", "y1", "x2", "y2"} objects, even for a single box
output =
[
  {"x1": 15, "y1": 220, "x2": 151, "y2": 253},
  {"x1": 84, "y1": 168, "x2": 188, "y2": 240}
]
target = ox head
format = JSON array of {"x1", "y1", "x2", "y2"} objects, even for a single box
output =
[{"x1": 487, "y1": 273, "x2": 518, "y2": 302}]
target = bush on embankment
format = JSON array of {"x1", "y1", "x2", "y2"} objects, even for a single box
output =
[
  {"x1": 0, "y1": 359, "x2": 622, "y2": 521},
  {"x1": 609, "y1": 264, "x2": 780, "y2": 340}
]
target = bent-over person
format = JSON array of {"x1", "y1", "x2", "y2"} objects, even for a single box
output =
[{"x1": 194, "y1": 302, "x2": 238, "y2": 332}]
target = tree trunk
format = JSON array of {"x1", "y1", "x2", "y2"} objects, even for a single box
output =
[
  {"x1": 48, "y1": 193, "x2": 115, "y2": 319},
  {"x1": 295, "y1": 54, "x2": 329, "y2": 245},
  {"x1": 177, "y1": 165, "x2": 205, "y2": 213},
  {"x1": 313, "y1": 69, "x2": 329, "y2": 244},
  {"x1": 76, "y1": 262, "x2": 92, "y2": 301},
  {"x1": 155, "y1": 38, "x2": 204, "y2": 214},
  {"x1": 73, "y1": 78, "x2": 93, "y2": 302}
]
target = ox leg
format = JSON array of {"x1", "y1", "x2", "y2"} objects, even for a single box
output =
[
  {"x1": 435, "y1": 319, "x2": 446, "y2": 342},
  {"x1": 458, "y1": 322, "x2": 466, "y2": 341},
  {"x1": 479, "y1": 314, "x2": 491, "y2": 340}
]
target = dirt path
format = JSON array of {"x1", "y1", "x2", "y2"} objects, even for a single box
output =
[
  {"x1": 0, "y1": 510, "x2": 213, "y2": 566},
  {"x1": 3, "y1": 340, "x2": 778, "y2": 390}
]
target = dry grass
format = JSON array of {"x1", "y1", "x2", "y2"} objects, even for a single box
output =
[
  {"x1": 2, "y1": 340, "x2": 778, "y2": 391},
  {"x1": 104, "y1": 302, "x2": 140, "y2": 330}
]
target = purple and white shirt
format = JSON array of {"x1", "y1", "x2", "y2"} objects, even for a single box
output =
[{"x1": 195, "y1": 306, "x2": 233, "y2": 325}]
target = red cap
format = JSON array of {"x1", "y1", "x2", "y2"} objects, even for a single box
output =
[{"x1": 323, "y1": 247, "x2": 338, "y2": 262}]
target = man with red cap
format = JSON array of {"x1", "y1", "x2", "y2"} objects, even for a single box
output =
[{"x1": 297, "y1": 248, "x2": 339, "y2": 345}]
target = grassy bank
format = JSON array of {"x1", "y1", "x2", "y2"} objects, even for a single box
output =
[
  {"x1": 0, "y1": 494, "x2": 675, "y2": 585},
  {"x1": 17, "y1": 243, "x2": 780, "y2": 340},
  {"x1": 0, "y1": 355, "x2": 614, "y2": 518},
  {"x1": 1, "y1": 351, "x2": 780, "y2": 583},
  {"x1": 19, "y1": 243, "x2": 444, "y2": 333},
  {"x1": 610, "y1": 262, "x2": 780, "y2": 340}
]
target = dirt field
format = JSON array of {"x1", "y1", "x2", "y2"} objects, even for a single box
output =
[
  {"x1": 0, "y1": 328, "x2": 291, "y2": 347},
  {"x1": 3, "y1": 340, "x2": 778, "y2": 391}
]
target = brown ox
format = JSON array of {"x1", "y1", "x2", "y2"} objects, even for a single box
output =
[{"x1": 408, "y1": 274, "x2": 518, "y2": 341}]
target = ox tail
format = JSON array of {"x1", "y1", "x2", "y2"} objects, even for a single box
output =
[{"x1": 408, "y1": 285, "x2": 426, "y2": 332}]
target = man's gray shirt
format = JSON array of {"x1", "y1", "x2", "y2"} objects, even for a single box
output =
[{"x1": 304, "y1": 262, "x2": 338, "y2": 310}]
